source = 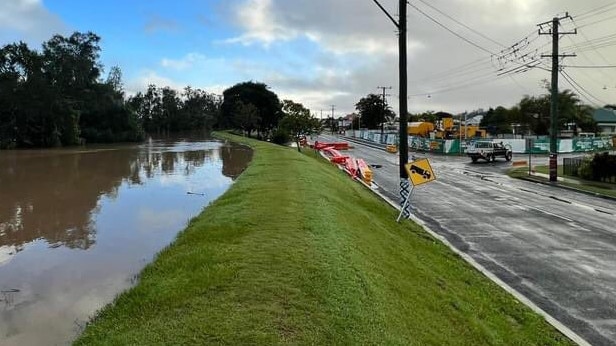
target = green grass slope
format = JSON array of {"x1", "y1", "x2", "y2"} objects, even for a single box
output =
[{"x1": 75, "y1": 135, "x2": 571, "y2": 345}]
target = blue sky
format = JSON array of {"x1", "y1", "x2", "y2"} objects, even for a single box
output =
[{"x1": 1, "y1": 0, "x2": 615, "y2": 115}]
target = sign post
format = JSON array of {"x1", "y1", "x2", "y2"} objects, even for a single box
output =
[
  {"x1": 397, "y1": 158, "x2": 436, "y2": 222},
  {"x1": 526, "y1": 138, "x2": 534, "y2": 176}
]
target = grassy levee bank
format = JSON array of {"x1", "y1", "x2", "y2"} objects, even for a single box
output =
[{"x1": 75, "y1": 134, "x2": 572, "y2": 345}]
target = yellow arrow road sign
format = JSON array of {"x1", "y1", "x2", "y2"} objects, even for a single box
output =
[{"x1": 405, "y1": 158, "x2": 436, "y2": 186}]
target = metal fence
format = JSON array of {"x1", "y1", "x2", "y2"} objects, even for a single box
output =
[{"x1": 563, "y1": 157, "x2": 584, "y2": 177}]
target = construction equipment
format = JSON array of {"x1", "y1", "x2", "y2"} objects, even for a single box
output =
[
  {"x1": 408, "y1": 114, "x2": 486, "y2": 139},
  {"x1": 408, "y1": 122, "x2": 435, "y2": 137}
]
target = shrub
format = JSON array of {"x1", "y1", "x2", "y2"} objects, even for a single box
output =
[
  {"x1": 270, "y1": 128, "x2": 290, "y2": 145},
  {"x1": 578, "y1": 157, "x2": 593, "y2": 180},
  {"x1": 578, "y1": 153, "x2": 616, "y2": 183}
]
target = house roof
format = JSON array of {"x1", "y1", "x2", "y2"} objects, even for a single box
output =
[{"x1": 593, "y1": 108, "x2": 616, "y2": 123}]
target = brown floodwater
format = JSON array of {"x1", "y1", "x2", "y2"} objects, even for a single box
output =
[{"x1": 0, "y1": 137, "x2": 252, "y2": 345}]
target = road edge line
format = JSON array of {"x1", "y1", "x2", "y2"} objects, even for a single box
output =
[{"x1": 368, "y1": 184, "x2": 591, "y2": 346}]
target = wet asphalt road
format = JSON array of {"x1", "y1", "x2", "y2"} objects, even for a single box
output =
[{"x1": 318, "y1": 135, "x2": 616, "y2": 346}]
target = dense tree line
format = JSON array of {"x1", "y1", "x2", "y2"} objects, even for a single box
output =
[
  {"x1": 480, "y1": 89, "x2": 597, "y2": 136},
  {"x1": 0, "y1": 31, "x2": 321, "y2": 149},
  {"x1": 0, "y1": 32, "x2": 144, "y2": 148},
  {"x1": 128, "y1": 85, "x2": 219, "y2": 135}
]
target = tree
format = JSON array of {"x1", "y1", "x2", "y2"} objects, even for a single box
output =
[
  {"x1": 517, "y1": 89, "x2": 597, "y2": 136},
  {"x1": 0, "y1": 33, "x2": 143, "y2": 148},
  {"x1": 279, "y1": 100, "x2": 321, "y2": 152},
  {"x1": 480, "y1": 106, "x2": 512, "y2": 135},
  {"x1": 180, "y1": 86, "x2": 219, "y2": 130},
  {"x1": 105, "y1": 66, "x2": 124, "y2": 95},
  {"x1": 42, "y1": 31, "x2": 102, "y2": 103},
  {"x1": 220, "y1": 81, "x2": 282, "y2": 137},
  {"x1": 232, "y1": 100, "x2": 260, "y2": 136},
  {"x1": 355, "y1": 93, "x2": 394, "y2": 129}
]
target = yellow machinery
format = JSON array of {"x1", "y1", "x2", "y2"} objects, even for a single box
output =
[
  {"x1": 408, "y1": 122, "x2": 435, "y2": 137},
  {"x1": 386, "y1": 144, "x2": 398, "y2": 153},
  {"x1": 458, "y1": 125, "x2": 486, "y2": 139},
  {"x1": 408, "y1": 115, "x2": 486, "y2": 139}
]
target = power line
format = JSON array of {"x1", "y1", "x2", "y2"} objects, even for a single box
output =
[
  {"x1": 571, "y1": 18, "x2": 611, "y2": 66},
  {"x1": 576, "y1": 12, "x2": 616, "y2": 29},
  {"x1": 562, "y1": 65, "x2": 616, "y2": 68},
  {"x1": 412, "y1": 0, "x2": 504, "y2": 48},
  {"x1": 561, "y1": 35, "x2": 613, "y2": 91},
  {"x1": 560, "y1": 71, "x2": 605, "y2": 106},
  {"x1": 575, "y1": 2, "x2": 616, "y2": 20},
  {"x1": 406, "y1": 1, "x2": 495, "y2": 55}
]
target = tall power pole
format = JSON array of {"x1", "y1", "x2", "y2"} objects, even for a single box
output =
[
  {"x1": 330, "y1": 105, "x2": 336, "y2": 135},
  {"x1": 372, "y1": 0, "x2": 409, "y2": 217},
  {"x1": 538, "y1": 13, "x2": 576, "y2": 182},
  {"x1": 377, "y1": 86, "x2": 392, "y2": 143}
]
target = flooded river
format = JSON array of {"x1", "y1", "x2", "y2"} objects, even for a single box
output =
[{"x1": 0, "y1": 137, "x2": 252, "y2": 345}]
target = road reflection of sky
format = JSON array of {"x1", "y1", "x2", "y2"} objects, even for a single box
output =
[{"x1": 0, "y1": 139, "x2": 251, "y2": 346}]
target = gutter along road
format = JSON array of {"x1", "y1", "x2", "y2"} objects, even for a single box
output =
[{"x1": 319, "y1": 135, "x2": 616, "y2": 346}]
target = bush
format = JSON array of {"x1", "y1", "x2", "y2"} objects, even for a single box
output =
[
  {"x1": 592, "y1": 152, "x2": 616, "y2": 183},
  {"x1": 578, "y1": 157, "x2": 593, "y2": 180},
  {"x1": 578, "y1": 153, "x2": 616, "y2": 183},
  {"x1": 270, "y1": 128, "x2": 290, "y2": 145}
]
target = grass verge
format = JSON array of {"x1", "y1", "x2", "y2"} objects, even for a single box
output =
[
  {"x1": 509, "y1": 166, "x2": 616, "y2": 198},
  {"x1": 75, "y1": 134, "x2": 573, "y2": 345}
]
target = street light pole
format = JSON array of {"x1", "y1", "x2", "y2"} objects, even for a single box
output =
[{"x1": 377, "y1": 86, "x2": 392, "y2": 143}]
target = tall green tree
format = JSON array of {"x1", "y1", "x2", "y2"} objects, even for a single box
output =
[
  {"x1": 232, "y1": 100, "x2": 260, "y2": 136},
  {"x1": 0, "y1": 32, "x2": 144, "y2": 148},
  {"x1": 180, "y1": 86, "x2": 219, "y2": 130},
  {"x1": 480, "y1": 106, "x2": 512, "y2": 135},
  {"x1": 220, "y1": 81, "x2": 282, "y2": 136},
  {"x1": 279, "y1": 100, "x2": 321, "y2": 152},
  {"x1": 355, "y1": 93, "x2": 394, "y2": 129}
]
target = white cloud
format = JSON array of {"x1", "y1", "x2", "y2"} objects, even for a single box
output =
[
  {"x1": 225, "y1": 0, "x2": 298, "y2": 46},
  {"x1": 124, "y1": 70, "x2": 187, "y2": 96},
  {"x1": 225, "y1": 0, "x2": 407, "y2": 56},
  {"x1": 0, "y1": 0, "x2": 68, "y2": 44},
  {"x1": 129, "y1": 0, "x2": 616, "y2": 116},
  {"x1": 161, "y1": 53, "x2": 208, "y2": 71},
  {"x1": 125, "y1": 69, "x2": 228, "y2": 98}
]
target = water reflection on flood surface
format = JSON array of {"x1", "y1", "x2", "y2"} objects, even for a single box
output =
[{"x1": 0, "y1": 138, "x2": 252, "y2": 345}]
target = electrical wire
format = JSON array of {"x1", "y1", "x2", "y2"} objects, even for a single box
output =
[
  {"x1": 413, "y1": 0, "x2": 504, "y2": 48},
  {"x1": 561, "y1": 70, "x2": 609, "y2": 106},
  {"x1": 562, "y1": 65, "x2": 616, "y2": 68},
  {"x1": 574, "y1": 2, "x2": 616, "y2": 21},
  {"x1": 559, "y1": 72, "x2": 601, "y2": 107},
  {"x1": 576, "y1": 13, "x2": 616, "y2": 29},
  {"x1": 406, "y1": 1, "x2": 495, "y2": 55}
]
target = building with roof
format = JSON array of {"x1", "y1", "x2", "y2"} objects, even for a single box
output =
[{"x1": 593, "y1": 108, "x2": 616, "y2": 136}]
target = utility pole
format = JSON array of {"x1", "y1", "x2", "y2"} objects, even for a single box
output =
[
  {"x1": 331, "y1": 105, "x2": 336, "y2": 135},
  {"x1": 377, "y1": 86, "x2": 392, "y2": 143},
  {"x1": 372, "y1": 0, "x2": 409, "y2": 217},
  {"x1": 538, "y1": 13, "x2": 576, "y2": 182}
]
